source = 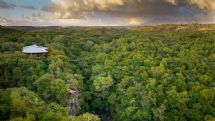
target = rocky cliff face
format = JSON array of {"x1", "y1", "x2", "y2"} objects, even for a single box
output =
[{"x1": 68, "y1": 90, "x2": 80, "y2": 116}]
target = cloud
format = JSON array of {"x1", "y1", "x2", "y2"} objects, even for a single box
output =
[
  {"x1": 0, "y1": 16, "x2": 7, "y2": 23},
  {"x1": 0, "y1": 16, "x2": 52, "y2": 26},
  {"x1": 32, "y1": 12, "x2": 50, "y2": 21},
  {"x1": 22, "y1": 15, "x2": 32, "y2": 22},
  {"x1": 22, "y1": 12, "x2": 51, "y2": 23},
  {"x1": 0, "y1": 0, "x2": 16, "y2": 9},
  {"x1": 188, "y1": 0, "x2": 215, "y2": 10},
  {"x1": 20, "y1": 4, "x2": 36, "y2": 10},
  {"x1": 40, "y1": 0, "x2": 215, "y2": 25},
  {"x1": 2, "y1": 0, "x2": 215, "y2": 26},
  {"x1": 42, "y1": 0, "x2": 215, "y2": 18},
  {"x1": 0, "y1": 11, "x2": 52, "y2": 26},
  {"x1": 128, "y1": 18, "x2": 143, "y2": 26},
  {"x1": 0, "y1": 17, "x2": 12, "y2": 25},
  {"x1": 0, "y1": 16, "x2": 19, "y2": 26},
  {"x1": 165, "y1": 0, "x2": 177, "y2": 5}
]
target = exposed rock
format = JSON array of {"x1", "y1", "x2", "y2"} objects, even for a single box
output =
[{"x1": 68, "y1": 89, "x2": 80, "y2": 116}]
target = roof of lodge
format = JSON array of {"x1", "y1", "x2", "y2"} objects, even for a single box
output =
[{"x1": 22, "y1": 45, "x2": 48, "y2": 54}]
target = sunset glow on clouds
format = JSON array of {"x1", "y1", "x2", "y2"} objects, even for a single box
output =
[{"x1": 0, "y1": 0, "x2": 215, "y2": 26}]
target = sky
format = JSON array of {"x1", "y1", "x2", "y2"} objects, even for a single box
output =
[{"x1": 0, "y1": 0, "x2": 215, "y2": 26}]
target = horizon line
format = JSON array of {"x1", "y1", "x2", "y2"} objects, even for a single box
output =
[{"x1": 1, "y1": 23, "x2": 215, "y2": 27}]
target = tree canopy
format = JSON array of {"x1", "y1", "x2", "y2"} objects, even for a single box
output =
[{"x1": 0, "y1": 25, "x2": 215, "y2": 121}]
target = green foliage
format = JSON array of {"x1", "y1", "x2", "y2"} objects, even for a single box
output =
[
  {"x1": 0, "y1": 89, "x2": 10, "y2": 120},
  {"x1": 35, "y1": 74, "x2": 68, "y2": 103},
  {"x1": 0, "y1": 25, "x2": 215, "y2": 121},
  {"x1": 93, "y1": 75, "x2": 113, "y2": 92},
  {"x1": 72, "y1": 112, "x2": 100, "y2": 121}
]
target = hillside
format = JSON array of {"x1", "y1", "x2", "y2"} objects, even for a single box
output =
[{"x1": 0, "y1": 24, "x2": 215, "y2": 121}]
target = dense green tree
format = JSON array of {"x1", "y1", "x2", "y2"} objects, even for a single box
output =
[
  {"x1": 72, "y1": 112, "x2": 100, "y2": 121},
  {"x1": 0, "y1": 25, "x2": 215, "y2": 121},
  {"x1": 93, "y1": 75, "x2": 113, "y2": 92}
]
